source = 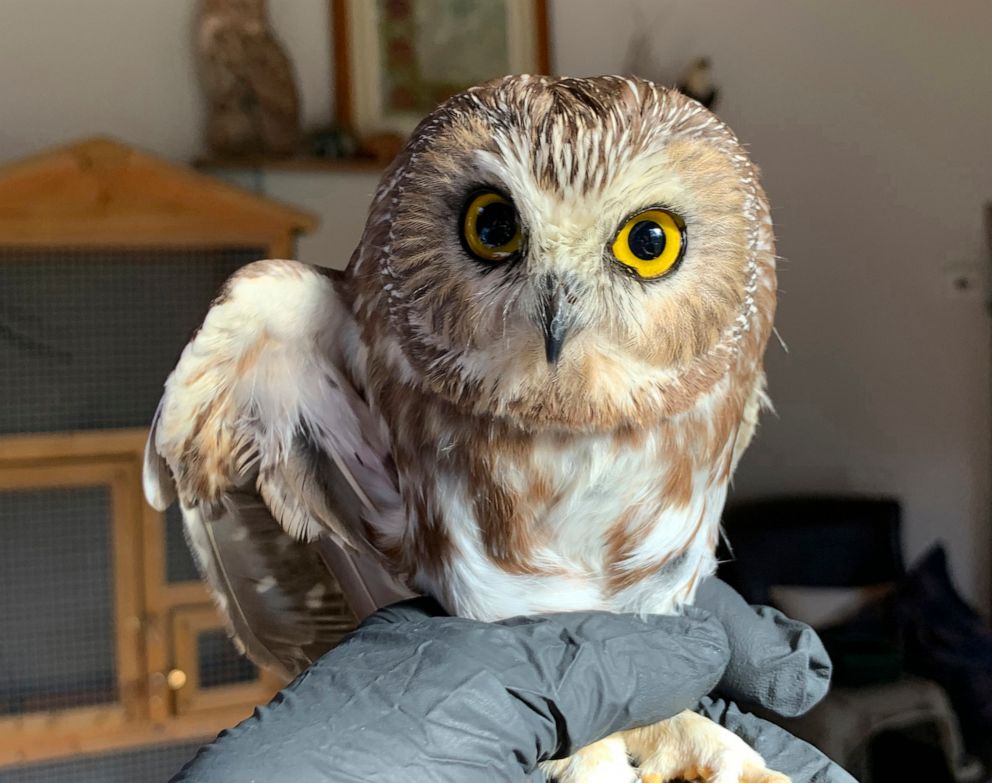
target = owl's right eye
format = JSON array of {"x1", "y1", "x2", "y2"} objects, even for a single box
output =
[{"x1": 461, "y1": 191, "x2": 523, "y2": 263}]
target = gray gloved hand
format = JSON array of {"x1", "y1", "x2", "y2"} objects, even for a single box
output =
[
  {"x1": 171, "y1": 578, "x2": 853, "y2": 783},
  {"x1": 695, "y1": 576, "x2": 832, "y2": 717},
  {"x1": 694, "y1": 578, "x2": 856, "y2": 783}
]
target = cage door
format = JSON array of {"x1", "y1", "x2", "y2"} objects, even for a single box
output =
[
  {"x1": 0, "y1": 458, "x2": 145, "y2": 761},
  {"x1": 168, "y1": 606, "x2": 282, "y2": 717}
]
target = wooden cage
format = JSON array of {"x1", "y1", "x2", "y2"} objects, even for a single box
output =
[{"x1": 0, "y1": 138, "x2": 353, "y2": 779}]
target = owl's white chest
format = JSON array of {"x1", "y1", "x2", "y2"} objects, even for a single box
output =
[{"x1": 409, "y1": 424, "x2": 731, "y2": 622}]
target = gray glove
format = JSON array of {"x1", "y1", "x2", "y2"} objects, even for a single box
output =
[
  {"x1": 695, "y1": 577, "x2": 853, "y2": 783},
  {"x1": 171, "y1": 578, "x2": 854, "y2": 783}
]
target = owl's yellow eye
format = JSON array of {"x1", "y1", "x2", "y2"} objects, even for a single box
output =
[
  {"x1": 611, "y1": 208, "x2": 686, "y2": 279},
  {"x1": 462, "y1": 191, "x2": 522, "y2": 262}
]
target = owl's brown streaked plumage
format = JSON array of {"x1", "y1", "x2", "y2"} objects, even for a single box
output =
[{"x1": 145, "y1": 76, "x2": 780, "y2": 782}]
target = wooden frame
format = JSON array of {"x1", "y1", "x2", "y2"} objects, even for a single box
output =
[
  {"x1": 170, "y1": 606, "x2": 283, "y2": 717},
  {"x1": 0, "y1": 703, "x2": 257, "y2": 770},
  {"x1": 332, "y1": 0, "x2": 551, "y2": 137},
  {"x1": 0, "y1": 137, "x2": 317, "y2": 257},
  {"x1": 0, "y1": 430, "x2": 282, "y2": 768},
  {"x1": 0, "y1": 459, "x2": 144, "y2": 737},
  {"x1": 0, "y1": 438, "x2": 146, "y2": 765}
]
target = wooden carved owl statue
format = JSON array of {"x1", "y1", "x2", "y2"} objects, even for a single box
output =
[
  {"x1": 146, "y1": 76, "x2": 781, "y2": 781},
  {"x1": 196, "y1": 0, "x2": 301, "y2": 156}
]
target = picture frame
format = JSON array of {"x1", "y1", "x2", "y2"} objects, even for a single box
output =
[{"x1": 331, "y1": 0, "x2": 551, "y2": 138}]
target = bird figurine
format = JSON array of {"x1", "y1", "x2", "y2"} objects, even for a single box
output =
[
  {"x1": 145, "y1": 75, "x2": 780, "y2": 782},
  {"x1": 678, "y1": 57, "x2": 720, "y2": 110},
  {"x1": 195, "y1": 0, "x2": 301, "y2": 157}
]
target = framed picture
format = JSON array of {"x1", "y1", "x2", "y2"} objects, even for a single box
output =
[{"x1": 332, "y1": 0, "x2": 551, "y2": 138}]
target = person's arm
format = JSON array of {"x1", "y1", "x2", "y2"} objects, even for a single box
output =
[{"x1": 171, "y1": 581, "x2": 854, "y2": 783}]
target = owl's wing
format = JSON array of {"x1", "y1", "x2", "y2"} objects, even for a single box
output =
[{"x1": 143, "y1": 259, "x2": 410, "y2": 679}]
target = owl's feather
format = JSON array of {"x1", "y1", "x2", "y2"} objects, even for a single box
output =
[
  {"x1": 144, "y1": 259, "x2": 409, "y2": 676},
  {"x1": 178, "y1": 490, "x2": 354, "y2": 680},
  {"x1": 732, "y1": 371, "x2": 772, "y2": 473}
]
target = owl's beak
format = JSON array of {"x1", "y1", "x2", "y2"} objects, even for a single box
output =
[{"x1": 539, "y1": 275, "x2": 570, "y2": 365}]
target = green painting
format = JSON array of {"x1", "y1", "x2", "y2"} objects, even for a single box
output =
[{"x1": 378, "y1": 0, "x2": 511, "y2": 115}]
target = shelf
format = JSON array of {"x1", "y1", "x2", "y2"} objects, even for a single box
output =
[{"x1": 194, "y1": 156, "x2": 385, "y2": 175}]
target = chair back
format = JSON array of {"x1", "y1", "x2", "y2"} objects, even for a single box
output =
[{"x1": 719, "y1": 496, "x2": 905, "y2": 605}]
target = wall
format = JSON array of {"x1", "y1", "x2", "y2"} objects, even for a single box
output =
[
  {"x1": 0, "y1": 0, "x2": 331, "y2": 163},
  {"x1": 1, "y1": 0, "x2": 989, "y2": 606}
]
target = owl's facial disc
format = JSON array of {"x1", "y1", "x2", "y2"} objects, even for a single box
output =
[{"x1": 367, "y1": 75, "x2": 774, "y2": 428}]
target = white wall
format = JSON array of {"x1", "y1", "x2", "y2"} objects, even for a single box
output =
[
  {"x1": 0, "y1": 0, "x2": 331, "y2": 162},
  {"x1": 1, "y1": 0, "x2": 989, "y2": 606}
]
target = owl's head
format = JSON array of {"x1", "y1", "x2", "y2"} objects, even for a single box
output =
[{"x1": 353, "y1": 76, "x2": 775, "y2": 431}]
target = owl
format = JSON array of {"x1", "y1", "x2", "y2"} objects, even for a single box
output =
[
  {"x1": 196, "y1": 0, "x2": 301, "y2": 157},
  {"x1": 144, "y1": 76, "x2": 780, "y2": 782}
]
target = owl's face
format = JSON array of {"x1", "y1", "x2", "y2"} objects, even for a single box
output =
[{"x1": 360, "y1": 76, "x2": 771, "y2": 431}]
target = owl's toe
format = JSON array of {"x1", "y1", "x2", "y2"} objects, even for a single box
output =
[
  {"x1": 627, "y1": 711, "x2": 792, "y2": 783},
  {"x1": 540, "y1": 735, "x2": 637, "y2": 783}
]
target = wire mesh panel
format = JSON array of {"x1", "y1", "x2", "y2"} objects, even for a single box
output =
[
  {"x1": 0, "y1": 246, "x2": 262, "y2": 435},
  {"x1": 196, "y1": 629, "x2": 259, "y2": 689},
  {"x1": 0, "y1": 740, "x2": 206, "y2": 783},
  {"x1": 0, "y1": 486, "x2": 117, "y2": 716}
]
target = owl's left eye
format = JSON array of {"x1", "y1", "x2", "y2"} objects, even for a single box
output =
[
  {"x1": 461, "y1": 191, "x2": 523, "y2": 263},
  {"x1": 611, "y1": 208, "x2": 687, "y2": 279}
]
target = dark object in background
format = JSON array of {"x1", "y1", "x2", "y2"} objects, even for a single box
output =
[
  {"x1": 678, "y1": 57, "x2": 719, "y2": 109},
  {"x1": 868, "y1": 723, "x2": 957, "y2": 783},
  {"x1": 196, "y1": 0, "x2": 302, "y2": 157},
  {"x1": 720, "y1": 496, "x2": 905, "y2": 607},
  {"x1": 308, "y1": 126, "x2": 358, "y2": 160},
  {"x1": 722, "y1": 496, "x2": 907, "y2": 688},
  {"x1": 817, "y1": 623, "x2": 904, "y2": 688},
  {"x1": 895, "y1": 545, "x2": 992, "y2": 766}
]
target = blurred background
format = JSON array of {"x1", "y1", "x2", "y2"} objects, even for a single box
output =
[{"x1": 0, "y1": 1, "x2": 989, "y2": 781}]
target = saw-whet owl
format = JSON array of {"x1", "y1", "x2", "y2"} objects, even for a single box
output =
[{"x1": 145, "y1": 75, "x2": 780, "y2": 782}]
